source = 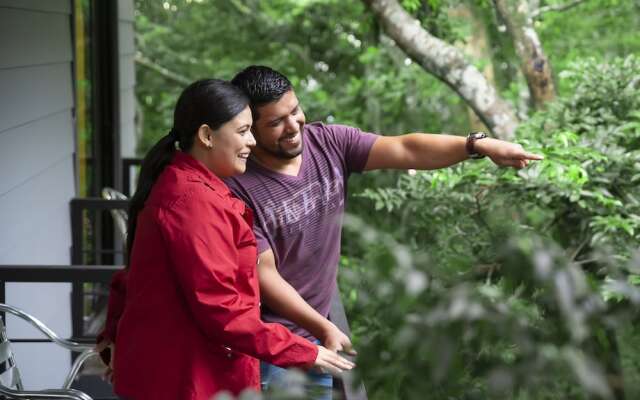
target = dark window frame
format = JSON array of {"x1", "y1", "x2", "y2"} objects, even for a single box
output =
[{"x1": 71, "y1": 0, "x2": 122, "y2": 340}]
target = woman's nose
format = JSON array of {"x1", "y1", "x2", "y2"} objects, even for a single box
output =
[{"x1": 247, "y1": 131, "x2": 257, "y2": 147}]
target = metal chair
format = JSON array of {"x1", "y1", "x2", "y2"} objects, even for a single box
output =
[
  {"x1": 100, "y1": 188, "x2": 129, "y2": 241},
  {"x1": 0, "y1": 304, "x2": 96, "y2": 400}
]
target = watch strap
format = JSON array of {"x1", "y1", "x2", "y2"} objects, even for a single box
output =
[{"x1": 466, "y1": 131, "x2": 487, "y2": 159}]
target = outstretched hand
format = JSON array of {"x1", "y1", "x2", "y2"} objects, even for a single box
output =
[{"x1": 475, "y1": 138, "x2": 544, "y2": 169}]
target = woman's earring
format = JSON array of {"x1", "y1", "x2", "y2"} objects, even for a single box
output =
[{"x1": 207, "y1": 143, "x2": 213, "y2": 149}]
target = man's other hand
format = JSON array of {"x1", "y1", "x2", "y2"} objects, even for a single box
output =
[{"x1": 321, "y1": 322, "x2": 357, "y2": 356}]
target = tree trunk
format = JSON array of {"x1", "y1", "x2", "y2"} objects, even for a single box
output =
[
  {"x1": 449, "y1": 3, "x2": 495, "y2": 133},
  {"x1": 363, "y1": 0, "x2": 519, "y2": 140},
  {"x1": 492, "y1": 0, "x2": 556, "y2": 108}
]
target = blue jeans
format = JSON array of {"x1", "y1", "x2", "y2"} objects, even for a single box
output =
[{"x1": 260, "y1": 341, "x2": 333, "y2": 400}]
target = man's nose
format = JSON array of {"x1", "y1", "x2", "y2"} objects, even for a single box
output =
[{"x1": 284, "y1": 115, "x2": 298, "y2": 133}]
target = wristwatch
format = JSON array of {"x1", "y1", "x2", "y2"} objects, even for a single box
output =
[{"x1": 466, "y1": 131, "x2": 487, "y2": 159}]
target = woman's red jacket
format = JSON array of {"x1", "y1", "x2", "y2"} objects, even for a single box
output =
[{"x1": 104, "y1": 152, "x2": 317, "y2": 400}]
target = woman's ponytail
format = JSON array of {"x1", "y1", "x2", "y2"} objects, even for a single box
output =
[{"x1": 126, "y1": 130, "x2": 177, "y2": 267}]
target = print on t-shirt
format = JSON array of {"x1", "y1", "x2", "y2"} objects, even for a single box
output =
[{"x1": 262, "y1": 166, "x2": 344, "y2": 238}]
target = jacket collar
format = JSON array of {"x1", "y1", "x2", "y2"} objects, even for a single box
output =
[{"x1": 171, "y1": 151, "x2": 231, "y2": 196}]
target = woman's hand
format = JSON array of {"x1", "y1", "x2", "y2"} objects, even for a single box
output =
[
  {"x1": 96, "y1": 339, "x2": 115, "y2": 382},
  {"x1": 313, "y1": 345, "x2": 355, "y2": 375}
]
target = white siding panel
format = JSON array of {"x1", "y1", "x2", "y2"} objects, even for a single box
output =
[
  {"x1": 10, "y1": 343, "x2": 70, "y2": 390},
  {"x1": 120, "y1": 87, "x2": 136, "y2": 130},
  {"x1": 119, "y1": 53, "x2": 136, "y2": 90},
  {"x1": 5, "y1": 283, "x2": 72, "y2": 338},
  {"x1": 0, "y1": 63, "x2": 73, "y2": 133},
  {"x1": 118, "y1": 0, "x2": 135, "y2": 22},
  {"x1": 119, "y1": 9, "x2": 137, "y2": 158},
  {"x1": 0, "y1": 111, "x2": 73, "y2": 196},
  {"x1": 0, "y1": 0, "x2": 70, "y2": 14},
  {"x1": 0, "y1": 156, "x2": 74, "y2": 259},
  {"x1": 0, "y1": 160, "x2": 74, "y2": 391},
  {"x1": 0, "y1": 201, "x2": 71, "y2": 265},
  {"x1": 120, "y1": 122, "x2": 137, "y2": 158},
  {"x1": 0, "y1": 8, "x2": 72, "y2": 69},
  {"x1": 120, "y1": 84, "x2": 138, "y2": 157},
  {"x1": 118, "y1": 21, "x2": 135, "y2": 56},
  {"x1": 0, "y1": 0, "x2": 76, "y2": 391}
]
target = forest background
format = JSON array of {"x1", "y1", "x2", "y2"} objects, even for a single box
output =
[{"x1": 132, "y1": 1, "x2": 640, "y2": 399}]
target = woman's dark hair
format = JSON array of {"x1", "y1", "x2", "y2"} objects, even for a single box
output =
[{"x1": 126, "y1": 79, "x2": 248, "y2": 267}]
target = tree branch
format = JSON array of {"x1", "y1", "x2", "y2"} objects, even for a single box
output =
[
  {"x1": 570, "y1": 236, "x2": 591, "y2": 261},
  {"x1": 229, "y1": 0, "x2": 252, "y2": 15},
  {"x1": 531, "y1": 0, "x2": 588, "y2": 19},
  {"x1": 362, "y1": 0, "x2": 519, "y2": 139},
  {"x1": 135, "y1": 52, "x2": 191, "y2": 86}
]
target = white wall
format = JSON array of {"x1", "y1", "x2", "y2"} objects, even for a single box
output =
[
  {"x1": 0, "y1": 0, "x2": 137, "y2": 390},
  {"x1": 119, "y1": 0, "x2": 137, "y2": 159},
  {"x1": 0, "y1": 0, "x2": 75, "y2": 389}
]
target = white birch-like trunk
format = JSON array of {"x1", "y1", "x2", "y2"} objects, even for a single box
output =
[
  {"x1": 363, "y1": 0, "x2": 519, "y2": 139},
  {"x1": 449, "y1": 4, "x2": 496, "y2": 133},
  {"x1": 493, "y1": 0, "x2": 556, "y2": 108}
]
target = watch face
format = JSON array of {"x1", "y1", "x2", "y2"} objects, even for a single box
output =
[{"x1": 471, "y1": 132, "x2": 487, "y2": 139}]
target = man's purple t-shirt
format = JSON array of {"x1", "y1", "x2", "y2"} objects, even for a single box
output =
[{"x1": 225, "y1": 122, "x2": 378, "y2": 340}]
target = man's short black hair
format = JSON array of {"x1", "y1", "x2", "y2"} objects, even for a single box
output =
[{"x1": 231, "y1": 65, "x2": 293, "y2": 121}]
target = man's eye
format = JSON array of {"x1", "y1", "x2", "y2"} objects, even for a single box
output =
[{"x1": 291, "y1": 108, "x2": 299, "y2": 115}]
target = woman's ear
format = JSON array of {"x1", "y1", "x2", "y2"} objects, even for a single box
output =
[{"x1": 196, "y1": 124, "x2": 213, "y2": 149}]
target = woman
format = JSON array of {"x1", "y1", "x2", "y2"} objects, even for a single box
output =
[{"x1": 106, "y1": 79, "x2": 353, "y2": 400}]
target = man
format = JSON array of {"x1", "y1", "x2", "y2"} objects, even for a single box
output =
[{"x1": 225, "y1": 65, "x2": 542, "y2": 398}]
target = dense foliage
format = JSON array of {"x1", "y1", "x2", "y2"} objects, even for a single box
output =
[
  {"x1": 344, "y1": 55, "x2": 640, "y2": 400},
  {"x1": 133, "y1": 1, "x2": 640, "y2": 398}
]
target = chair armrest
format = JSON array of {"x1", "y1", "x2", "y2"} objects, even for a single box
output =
[
  {"x1": 0, "y1": 304, "x2": 92, "y2": 353},
  {"x1": 0, "y1": 386, "x2": 93, "y2": 400}
]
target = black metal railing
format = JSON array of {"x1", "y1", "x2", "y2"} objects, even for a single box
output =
[
  {"x1": 0, "y1": 265, "x2": 120, "y2": 328},
  {"x1": 0, "y1": 264, "x2": 122, "y2": 399},
  {"x1": 69, "y1": 198, "x2": 129, "y2": 340},
  {"x1": 70, "y1": 198, "x2": 129, "y2": 264}
]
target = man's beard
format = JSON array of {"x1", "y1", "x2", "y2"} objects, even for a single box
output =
[{"x1": 257, "y1": 136, "x2": 303, "y2": 159}]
